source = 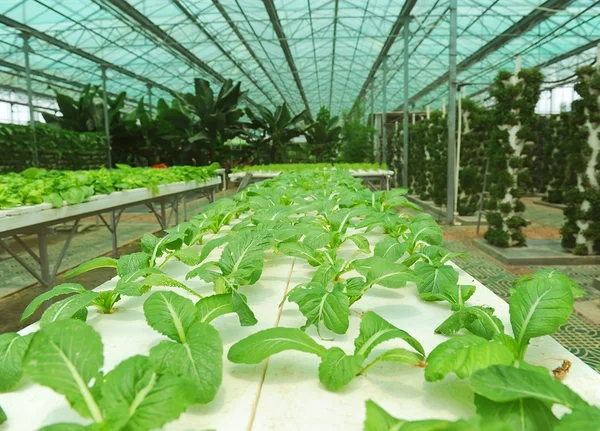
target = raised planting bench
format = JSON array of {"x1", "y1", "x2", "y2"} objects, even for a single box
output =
[
  {"x1": 406, "y1": 195, "x2": 486, "y2": 226},
  {"x1": 1, "y1": 229, "x2": 599, "y2": 430},
  {"x1": 473, "y1": 238, "x2": 600, "y2": 266},
  {"x1": 229, "y1": 169, "x2": 394, "y2": 191},
  {"x1": 0, "y1": 177, "x2": 221, "y2": 288}
]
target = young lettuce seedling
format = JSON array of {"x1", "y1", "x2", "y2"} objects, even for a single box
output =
[
  {"x1": 21, "y1": 319, "x2": 197, "y2": 430},
  {"x1": 424, "y1": 270, "x2": 585, "y2": 383},
  {"x1": 228, "y1": 312, "x2": 425, "y2": 391},
  {"x1": 186, "y1": 231, "x2": 275, "y2": 326}
]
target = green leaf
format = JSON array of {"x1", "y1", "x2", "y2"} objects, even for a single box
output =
[
  {"x1": 277, "y1": 241, "x2": 323, "y2": 266},
  {"x1": 231, "y1": 289, "x2": 258, "y2": 326},
  {"x1": 509, "y1": 274, "x2": 576, "y2": 359},
  {"x1": 303, "y1": 231, "x2": 332, "y2": 249},
  {"x1": 373, "y1": 237, "x2": 407, "y2": 262},
  {"x1": 514, "y1": 269, "x2": 585, "y2": 299},
  {"x1": 354, "y1": 311, "x2": 424, "y2": 357},
  {"x1": 219, "y1": 231, "x2": 273, "y2": 284},
  {"x1": 23, "y1": 320, "x2": 104, "y2": 422},
  {"x1": 554, "y1": 405, "x2": 600, "y2": 431},
  {"x1": 288, "y1": 283, "x2": 349, "y2": 336},
  {"x1": 317, "y1": 347, "x2": 363, "y2": 391},
  {"x1": 21, "y1": 283, "x2": 87, "y2": 321},
  {"x1": 413, "y1": 262, "x2": 459, "y2": 301},
  {"x1": 101, "y1": 355, "x2": 194, "y2": 430},
  {"x1": 228, "y1": 327, "x2": 327, "y2": 364},
  {"x1": 143, "y1": 273, "x2": 201, "y2": 298},
  {"x1": 0, "y1": 405, "x2": 5, "y2": 424},
  {"x1": 425, "y1": 335, "x2": 515, "y2": 382},
  {"x1": 149, "y1": 321, "x2": 222, "y2": 404},
  {"x1": 0, "y1": 333, "x2": 32, "y2": 392},
  {"x1": 40, "y1": 291, "x2": 99, "y2": 326},
  {"x1": 471, "y1": 364, "x2": 586, "y2": 409},
  {"x1": 198, "y1": 236, "x2": 230, "y2": 263},
  {"x1": 364, "y1": 400, "x2": 403, "y2": 431},
  {"x1": 433, "y1": 282, "x2": 476, "y2": 306},
  {"x1": 407, "y1": 213, "x2": 443, "y2": 251},
  {"x1": 435, "y1": 306, "x2": 504, "y2": 340},
  {"x1": 140, "y1": 233, "x2": 161, "y2": 255},
  {"x1": 173, "y1": 248, "x2": 203, "y2": 266},
  {"x1": 143, "y1": 291, "x2": 199, "y2": 343},
  {"x1": 345, "y1": 234, "x2": 370, "y2": 253},
  {"x1": 311, "y1": 259, "x2": 343, "y2": 286},
  {"x1": 117, "y1": 253, "x2": 151, "y2": 277},
  {"x1": 366, "y1": 259, "x2": 420, "y2": 289},
  {"x1": 65, "y1": 257, "x2": 117, "y2": 279},
  {"x1": 196, "y1": 293, "x2": 235, "y2": 323},
  {"x1": 367, "y1": 348, "x2": 426, "y2": 369},
  {"x1": 474, "y1": 394, "x2": 558, "y2": 431}
]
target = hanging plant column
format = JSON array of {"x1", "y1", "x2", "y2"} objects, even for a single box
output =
[
  {"x1": 561, "y1": 65, "x2": 600, "y2": 255},
  {"x1": 457, "y1": 98, "x2": 489, "y2": 216},
  {"x1": 484, "y1": 69, "x2": 543, "y2": 247}
]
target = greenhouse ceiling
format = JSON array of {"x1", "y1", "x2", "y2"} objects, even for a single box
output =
[{"x1": 0, "y1": 0, "x2": 598, "y2": 117}]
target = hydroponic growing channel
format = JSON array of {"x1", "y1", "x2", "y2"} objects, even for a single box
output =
[{"x1": 0, "y1": 168, "x2": 598, "y2": 431}]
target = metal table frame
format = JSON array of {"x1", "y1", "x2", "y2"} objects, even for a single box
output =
[{"x1": 0, "y1": 178, "x2": 220, "y2": 288}]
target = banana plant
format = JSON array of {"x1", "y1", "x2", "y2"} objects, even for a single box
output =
[
  {"x1": 42, "y1": 84, "x2": 104, "y2": 132},
  {"x1": 244, "y1": 103, "x2": 307, "y2": 163},
  {"x1": 304, "y1": 106, "x2": 342, "y2": 162},
  {"x1": 180, "y1": 78, "x2": 246, "y2": 162}
]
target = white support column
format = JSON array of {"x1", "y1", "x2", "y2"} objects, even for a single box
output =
[{"x1": 446, "y1": 0, "x2": 457, "y2": 225}]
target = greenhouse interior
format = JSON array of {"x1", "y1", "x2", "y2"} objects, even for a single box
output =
[{"x1": 0, "y1": 0, "x2": 600, "y2": 430}]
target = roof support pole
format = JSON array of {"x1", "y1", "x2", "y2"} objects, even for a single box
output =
[
  {"x1": 147, "y1": 84, "x2": 153, "y2": 116},
  {"x1": 370, "y1": 85, "x2": 375, "y2": 160},
  {"x1": 101, "y1": 66, "x2": 112, "y2": 168},
  {"x1": 382, "y1": 55, "x2": 388, "y2": 166},
  {"x1": 403, "y1": 21, "x2": 409, "y2": 187},
  {"x1": 22, "y1": 33, "x2": 38, "y2": 168},
  {"x1": 447, "y1": 0, "x2": 457, "y2": 225}
]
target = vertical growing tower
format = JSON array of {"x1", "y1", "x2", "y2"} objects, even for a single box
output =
[
  {"x1": 561, "y1": 65, "x2": 600, "y2": 255},
  {"x1": 485, "y1": 69, "x2": 543, "y2": 247}
]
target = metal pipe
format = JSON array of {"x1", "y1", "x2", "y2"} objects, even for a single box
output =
[
  {"x1": 147, "y1": 84, "x2": 153, "y2": 116},
  {"x1": 382, "y1": 56, "x2": 388, "y2": 165},
  {"x1": 101, "y1": 66, "x2": 112, "y2": 168},
  {"x1": 370, "y1": 84, "x2": 375, "y2": 160},
  {"x1": 446, "y1": 0, "x2": 457, "y2": 225},
  {"x1": 402, "y1": 21, "x2": 409, "y2": 187},
  {"x1": 22, "y1": 33, "x2": 38, "y2": 167}
]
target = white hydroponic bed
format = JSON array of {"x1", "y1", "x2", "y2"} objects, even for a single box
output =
[
  {"x1": 1, "y1": 231, "x2": 599, "y2": 430},
  {"x1": 228, "y1": 169, "x2": 394, "y2": 182}
]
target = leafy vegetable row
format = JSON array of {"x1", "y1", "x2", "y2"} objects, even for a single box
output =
[
  {"x1": 0, "y1": 168, "x2": 596, "y2": 431},
  {"x1": 0, "y1": 163, "x2": 219, "y2": 209},
  {"x1": 232, "y1": 162, "x2": 389, "y2": 173}
]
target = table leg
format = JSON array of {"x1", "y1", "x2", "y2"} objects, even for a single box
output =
[
  {"x1": 37, "y1": 230, "x2": 50, "y2": 288},
  {"x1": 110, "y1": 211, "x2": 118, "y2": 256}
]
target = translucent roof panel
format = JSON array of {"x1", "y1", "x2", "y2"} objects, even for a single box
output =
[{"x1": 0, "y1": 0, "x2": 597, "y2": 118}]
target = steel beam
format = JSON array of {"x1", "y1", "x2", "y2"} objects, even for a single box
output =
[
  {"x1": 403, "y1": 22, "x2": 409, "y2": 187},
  {"x1": 171, "y1": 0, "x2": 276, "y2": 106},
  {"x1": 382, "y1": 56, "x2": 387, "y2": 165},
  {"x1": 447, "y1": 0, "x2": 458, "y2": 225},
  {"x1": 0, "y1": 14, "x2": 175, "y2": 95},
  {"x1": 263, "y1": 0, "x2": 312, "y2": 115},
  {"x1": 350, "y1": 0, "x2": 417, "y2": 114},
  {"x1": 328, "y1": 0, "x2": 339, "y2": 111},
  {"x1": 147, "y1": 84, "x2": 153, "y2": 116},
  {"x1": 404, "y1": 0, "x2": 575, "y2": 107},
  {"x1": 0, "y1": 58, "x2": 142, "y2": 107},
  {"x1": 213, "y1": 0, "x2": 290, "y2": 108},
  {"x1": 22, "y1": 33, "x2": 38, "y2": 167},
  {"x1": 101, "y1": 67, "x2": 112, "y2": 168},
  {"x1": 469, "y1": 37, "x2": 600, "y2": 100}
]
